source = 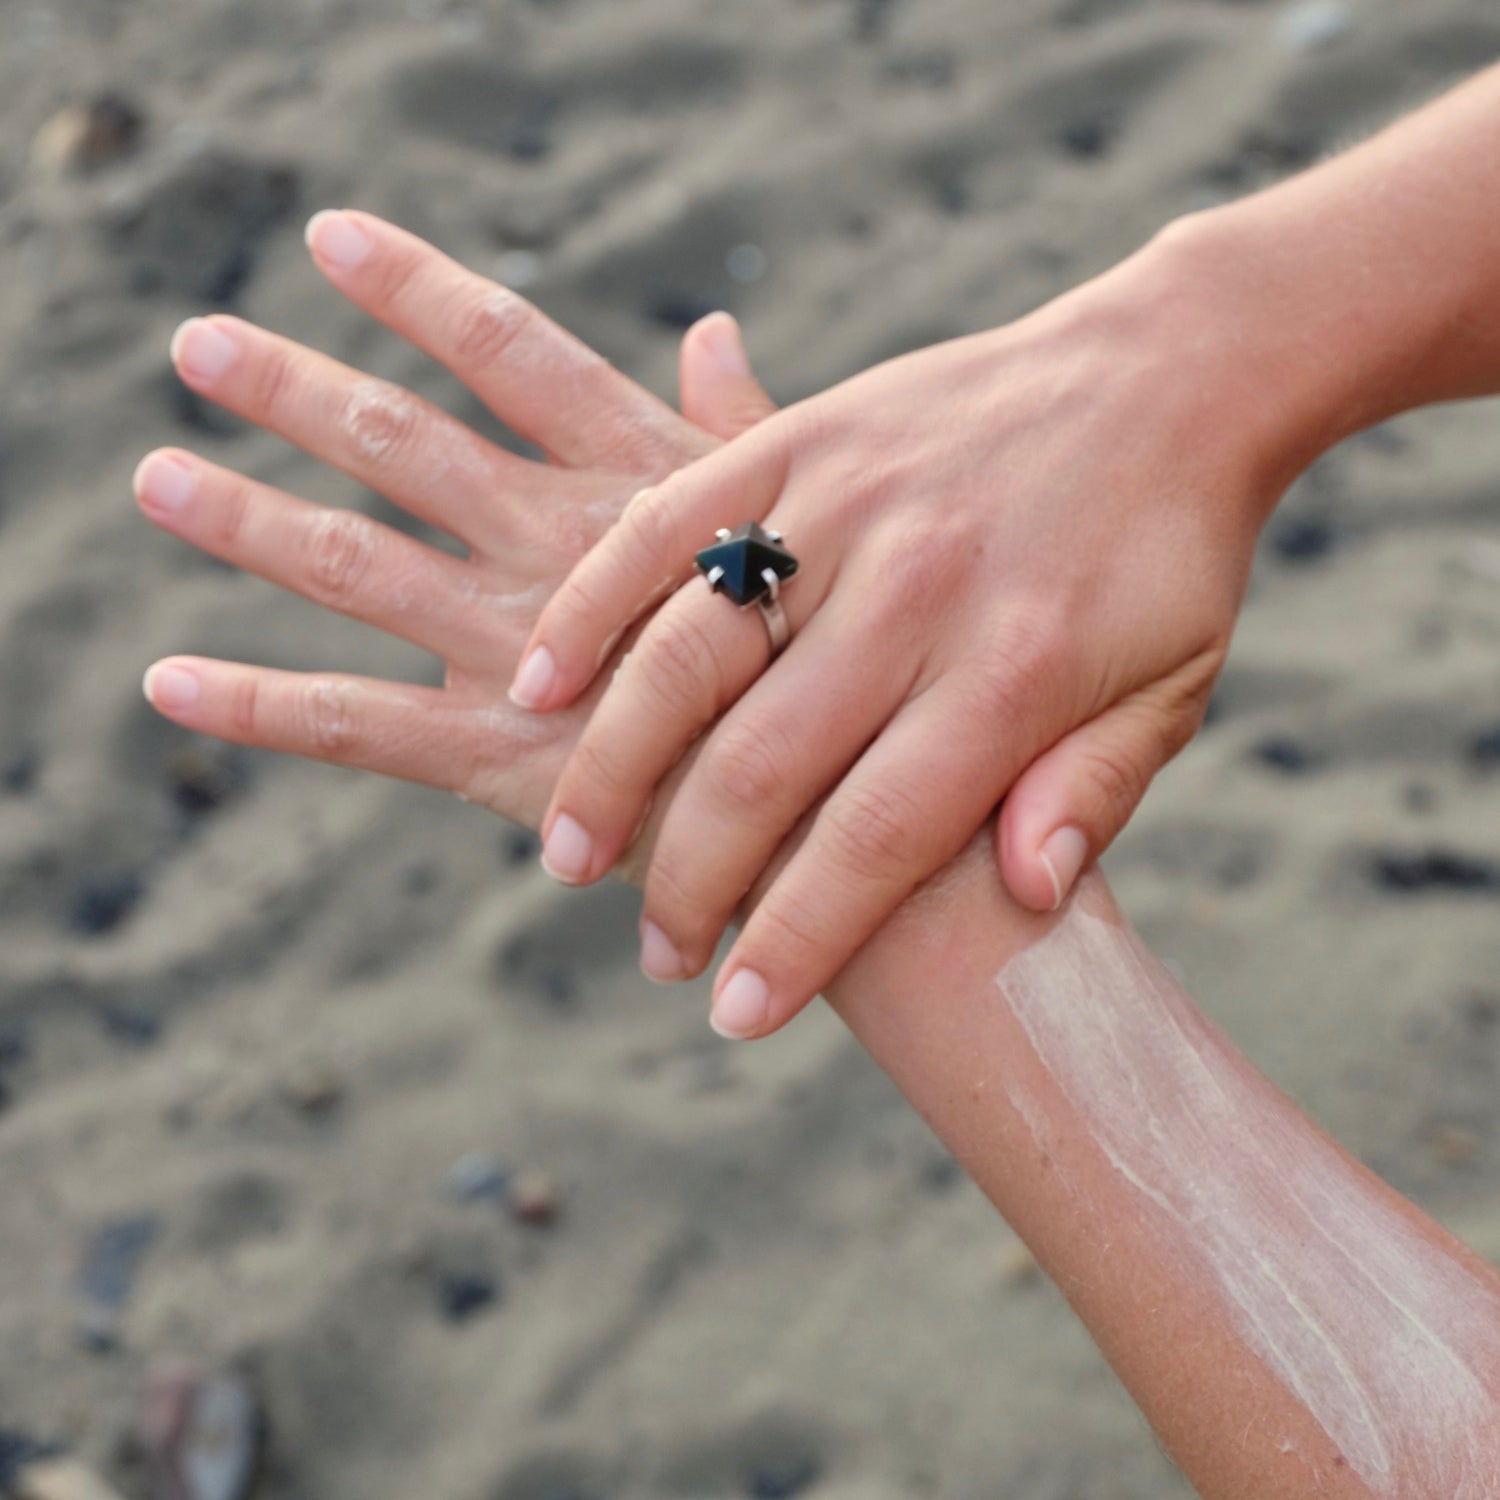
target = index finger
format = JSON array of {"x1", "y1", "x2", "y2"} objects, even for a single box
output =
[{"x1": 304, "y1": 210, "x2": 688, "y2": 471}]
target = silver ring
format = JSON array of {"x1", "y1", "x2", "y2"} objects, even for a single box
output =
[{"x1": 694, "y1": 521, "x2": 799, "y2": 659}]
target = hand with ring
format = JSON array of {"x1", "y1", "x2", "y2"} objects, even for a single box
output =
[{"x1": 513, "y1": 225, "x2": 1311, "y2": 1040}]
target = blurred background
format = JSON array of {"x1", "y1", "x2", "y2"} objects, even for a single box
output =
[{"x1": 3, "y1": 0, "x2": 1500, "y2": 1495}]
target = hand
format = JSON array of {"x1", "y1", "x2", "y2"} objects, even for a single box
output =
[
  {"x1": 511, "y1": 226, "x2": 1293, "y2": 1039},
  {"x1": 137, "y1": 209, "x2": 776, "y2": 839}
]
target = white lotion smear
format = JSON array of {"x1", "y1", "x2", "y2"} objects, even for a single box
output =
[{"x1": 995, "y1": 905, "x2": 1500, "y2": 1496}]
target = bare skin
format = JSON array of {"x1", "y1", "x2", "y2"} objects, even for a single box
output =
[
  {"x1": 516, "y1": 60, "x2": 1500, "y2": 1044},
  {"x1": 139, "y1": 204, "x2": 1500, "y2": 1495}
]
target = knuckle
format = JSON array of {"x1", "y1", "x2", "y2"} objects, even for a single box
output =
[
  {"x1": 450, "y1": 285, "x2": 533, "y2": 367},
  {"x1": 644, "y1": 850, "x2": 706, "y2": 934},
  {"x1": 750, "y1": 897, "x2": 832, "y2": 976},
  {"x1": 368, "y1": 239, "x2": 427, "y2": 309},
  {"x1": 565, "y1": 732, "x2": 632, "y2": 802},
  {"x1": 306, "y1": 510, "x2": 376, "y2": 605},
  {"x1": 228, "y1": 673, "x2": 261, "y2": 741},
  {"x1": 213, "y1": 471, "x2": 254, "y2": 552},
  {"x1": 703, "y1": 718, "x2": 792, "y2": 813},
  {"x1": 343, "y1": 379, "x2": 422, "y2": 468},
  {"x1": 250, "y1": 341, "x2": 299, "y2": 418},
  {"x1": 1078, "y1": 740, "x2": 1147, "y2": 828},
  {"x1": 824, "y1": 778, "x2": 929, "y2": 875},
  {"x1": 302, "y1": 677, "x2": 359, "y2": 757},
  {"x1": 618, "y1": 482, "x2": 681, "y2": 574},
  {"x1": 640, "y1": 609, "x2": 720, "y2": 718}
]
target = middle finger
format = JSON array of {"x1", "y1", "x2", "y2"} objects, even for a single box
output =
[
  {"x1": 170, "y1": 313, "x2": 543, "y2": 552},
  {"x1": 134, "y1": 449, "x2": 520, "y2": 670}
]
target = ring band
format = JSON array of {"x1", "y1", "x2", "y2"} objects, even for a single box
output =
[{"x1": 694, "y1": 521, "x2": 800, "y2": 658}]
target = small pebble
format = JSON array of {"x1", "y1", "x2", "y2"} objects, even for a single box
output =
[
  {"x1": 644, "y1": 287, "x2": 720, "y2": 331},
  {"x1": 277, "y1": 1063, "x2": 344, "y2": 1119},
  {"x1": 1250, "y1": 737, "x2": 1324, "y2": 776},
  {"x1": 2, "y1": 746, "x2": 38, "y2": 795},
  {"x1": 136, "y1": 1366, "x2": 260, "y2": 1500},
  {"x1": 100, "y1": 1005, "x2": 163, "y2": 1047},
  {"x1": 1274, "y1": 0, "x2": 1355, "y2": 54},
  {"x1": 508, "y1": 1169, "x2": 561, "y2": 1227},
  {"x1": 445, "y1": 1151, "x2": 510, "y2": 1204},
  {"x1": 1369, "y1": 848, "x2": 1500, "y2": 896},
  {"x1": 76, "y1": 1214, "x2": 158, "y2": 1351},
  {"x1": 69, "y1": 873, "x2": 145, "y2": 936},
  {"x1": 501, "y1": 827, "x2": 540, "y2": 867},
  {"x1": 747, "y1": 1456, "x2": 820, "y2": 1499},
  {"x1": 167, "y1": 741, "x2": 248, "y2": 817},
  {"x1": 0, "y1": 1429, "x2": 61, "y2": 1492},
  {"x1": 1268, "y1": 516, "x2": 1337, "y2": 564},
  {"x1": 1469, "y1": 724, "x2": 1500, "y2": 770},
  {"x1": 31, "y1": 94, "x2": 144, "y2": 174},
  {"x1": 437, "y1": 1270, "x2": 498, "y2": 1323}
]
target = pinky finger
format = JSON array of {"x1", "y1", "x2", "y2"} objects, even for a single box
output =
[{"x1": 143, "y1": 655, "x2": 485, "y2": 793}]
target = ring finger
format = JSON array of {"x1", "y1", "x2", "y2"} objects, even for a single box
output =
[
  {"x1": 636, "y1": 599, "x2": 920, "y2": 981},
  {"x1": 134, "y1": 449, "x2": 517, "y2": 669},
  {"x1": 536, "y1": 512, "x2": 840, "y2": 887}
]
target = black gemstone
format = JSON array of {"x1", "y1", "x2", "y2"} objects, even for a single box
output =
[{"x1": 695, "y1": 522, "x2": 798, "y2": 607}]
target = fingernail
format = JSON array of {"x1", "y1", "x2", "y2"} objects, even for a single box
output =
[
  {"x1": 1039, "y1": 826, "x2": 1089, "y2": 911},
  {"x1": 541, "y1": 813, "x2": 592, "y2": 884},
  {"x1": 305, "y1": 209, "x2": 371, "y2": 270},
  {"x1": 143, "y1": 663, "x2": 200, "y2": 712},
  {"x1": 509, "y1": 646, "x2": 556, "y2": 710},
  {"x1": 171, "y1": 317, "x2": 238, "y2": 381},
  {"x1": 640, "y1": 922, "x2": 683, "y2": 983},
  {"x1": 703, "y1": 313, "x2": 750, "y2": 376},
  {"x1": 134, "y1": 451, "x2": 197, "y2": 514},
  {"x1": 711, "y1": 967, "x2": 767, "y2": 1040}
]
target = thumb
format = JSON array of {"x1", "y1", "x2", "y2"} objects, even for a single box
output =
[
  {"x1": 679, "y1": 311, "x2": 778, "y2": 439},
  {"x1": 997, "y1": 679, "x2": 1207, "y2": 912}
]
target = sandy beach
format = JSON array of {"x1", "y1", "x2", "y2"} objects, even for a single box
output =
[{"x1": 3, "y1": 0, "x2": 1500, "y2": 1494}]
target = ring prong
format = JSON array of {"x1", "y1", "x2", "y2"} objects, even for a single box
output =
[
  {"x1": 714, "y1": 528, "x2": 732, "y2": 542},
  {"x1": 705, "y1": 565, "x2": 726, "y2": 589},
  {"x1": 767, "y1": 529, "x2": 783, "y2": 543},
  {"x1": 761, "y1": 567, "x2": 780, "y2": 603}
]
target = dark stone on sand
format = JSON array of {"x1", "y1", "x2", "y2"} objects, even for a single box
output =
[
  {"x1": 32, "y1": 93, "x2": 145, "y2": 174},
  {"x1": 507, "y1": 96, "x2": 559, "y2": 161},
  {"x1": 1369, "y1": 848, "x2": 1500, "y2": 896},
  {"x1": 69, "y1": 871, "x2": 146, "y2": 935},
  {"x1": 106, "y1": 152, "x2": 299, "y2": 306},
  {"x1": 100, "y1": 1004, "x2": 163, "y2": 1047},
  {"x1": 0, "y1": 1429, "x2": 62, "y2": 1490},
  {"x1": 0, "y1": 1021, "x2": 28, "y2": 1069},
  {"x1": 919, "y1": 1151, "x2": 963, "y2": 1193},
  {"x1": 644, "y1": 286, "x2": 722, "y2": 331},
  {"x1": 1250, "y1": 737, "x2": 1324, "y2": 775},
  {"x1": 168, "y1": 738, "x2": 250, "y2": 817},
  {"x1": 748, "y1": 1456, "x2": 821, "y2": 1498},
  {"x1": 1059, "y1": 114, "x2": 1115, "y2": 158},
  {"x1": 437, "y1": 1269, "x2": 499, "y2": 1323},
  {"x1": 163, "y1": 369, "x2": 244, "y2": 438},
  {"x1": 77, "y1": 1213, "x2": 158, "y2": 1350},
  {"x1": 1469, "y1": 723, "x2": 1500, "y2": 769},
  {"x1": 502, "y1": 827, "x2": 541, "y2": 867},
  {"x1": 2, "y1": 745, "x2": 38, "y2": 794},
  {"x1": 1268, "y1": 517, "x2": 1337, "y2": 564}
]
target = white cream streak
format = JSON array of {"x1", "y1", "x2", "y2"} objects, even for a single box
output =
[{"x1": 995, "y1": 904, "x2": 1500, "y2": 1496}]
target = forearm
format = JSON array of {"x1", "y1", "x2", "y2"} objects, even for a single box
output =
[
  {"x1": 1159, "y1": 62, "x2": 1500, "y2": 483},
  {"x1": 817, "y1": 841, "x2": 1500, "y2": 1498}
]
